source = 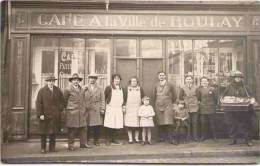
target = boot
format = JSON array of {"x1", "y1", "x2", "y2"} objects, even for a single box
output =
[{"x1": 228, "y1": 139, "x2": 237, "y2": 145}]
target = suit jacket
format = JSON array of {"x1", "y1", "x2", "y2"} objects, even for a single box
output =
[{"x1": 64, "y1": 85, "x2": 87, "y2": 127}]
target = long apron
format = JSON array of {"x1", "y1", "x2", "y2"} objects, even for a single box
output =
[
  {"x1": 104, "y1": 88, "x2": 124, "y2": 129},
  {"x1": 155, "y1": 85, "x2": 174, "y2": 125},
  {"x1": 124, "y1": 88, "x2": 141, "y2": 127}
]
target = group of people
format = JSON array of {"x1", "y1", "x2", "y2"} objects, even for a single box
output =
[{"x1": 36, "y1": 71, "x2": 257, "y2": 153}]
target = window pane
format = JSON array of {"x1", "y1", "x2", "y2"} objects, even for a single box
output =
[
  {"x1": 115, "y1": 39, "x2": 136, "y2": 57},
  {"x1": 86, "y1": 39, "x2": 111, "y2": 89},
  {"x1": 168, "y1": 40, "x2": 192, "y2": 86},
  {"x1": 141, "y1": 39, "x2": 162, "y2": 58},
  {"x1": 219, "y1": 39, "x2": 244, "y2": 88},
  {"x1": 59, "y1": 38, "x2": 85, "y2": 89},
  {"x1": 194, "y1": 40, "x2": 218, "y2": 85}
]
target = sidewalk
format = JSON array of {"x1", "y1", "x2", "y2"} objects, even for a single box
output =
[{"x1": 1, "y1": 139, "x2": 260, "y2": 164}]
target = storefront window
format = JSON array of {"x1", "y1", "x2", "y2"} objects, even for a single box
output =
[
  {"x1": 59, "y1": 38, "x2": 85, "y2": 89},
  {"x1": 167, "y1": 38, "x2": 244, "y2": 88},
  {"x1": 218, "y1": 39, "x2": 244, "y2": 89},
  {"x1": 194, "y1": 40, "x2": 218, "y2": 86},
  {"x1": 168, "y1": 40, "x2": 192, "y2": 85},
  {"x1": 141, "y1": 39, "x2": 162, "y2": 58},
  {"x1": 115, "y1": 39, "x2": 137, "y2": 57},
  {"x1": 86, "y1": 39, "x2": 111, "y2": 88}
]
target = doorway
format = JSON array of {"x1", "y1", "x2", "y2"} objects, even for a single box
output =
[{"x1": 115, "y1": 38, "x2": 164, "y2": 99}]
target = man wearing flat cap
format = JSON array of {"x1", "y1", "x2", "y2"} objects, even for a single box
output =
[
  {"x1": 222, "y1": 71, "x2": 257, "y2": 146},
  {"x1": 64, "y1": 73, "x2": 91, "y2": 151},
  {"x1": 84, "y1": 73, "x2": 105, "y2": 146},
  {"x1": 36, "y1": 74, "x2": 65, "y2": 153}
]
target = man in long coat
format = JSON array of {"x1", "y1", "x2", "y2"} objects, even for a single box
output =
[
  {"x1": 64, "y1": 73, "x2": 91, "y2": 151},
  {"x1": 84, "y1": 73, "x2": 105, "y2": 146},
  {"x1": 222, "y1": 71, "x2": 257, "y2": 146},
  {"x1": 153, "y1": 71, "x2": 177, "y2": 143},
  {"x1": 36, "y1": 74, "x2": 65, "y2": 153}
]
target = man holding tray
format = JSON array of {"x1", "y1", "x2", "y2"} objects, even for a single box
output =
[{"x1": 221, "y1": 71, "x2": 257, "y2": 146}]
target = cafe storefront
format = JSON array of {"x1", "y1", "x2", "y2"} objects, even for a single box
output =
[{"x1": 4, "y1": 1, "x2": 260, "y2": 140}]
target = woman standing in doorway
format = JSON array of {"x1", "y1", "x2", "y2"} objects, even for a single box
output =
[
  {"x1": 124, "y1": 77, "x2": 144, "y2": 143},
  {"x1": 104, "y1": 74, "x2": 126, "y2": 145}
]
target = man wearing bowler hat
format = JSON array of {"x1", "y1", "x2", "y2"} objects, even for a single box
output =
[
  {"x1": 36, "y1": 74, "x2": 65, "y2": 153},
  {"x1": 64, "y1": 73, "x2": 91, "y2": 151},
  {"x1": 84, "y1": 73, "x2": 105, "y2": 146}
]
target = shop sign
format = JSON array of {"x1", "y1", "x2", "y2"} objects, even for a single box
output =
[
  {"x1": 59, "y1": 51, "x2": 72, "y2": 75},
  {"x1": 252, "y1": 16, "x2": 260, "y2": 31},
  {"x1": 28, "y1": 12, "x2": 246, "y2": 30}
]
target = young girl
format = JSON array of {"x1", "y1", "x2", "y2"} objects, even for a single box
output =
[
  {"x1": 173, "y1": 100, "x2": 190, "y2": 145},
  {"x1": 138, "y1": 96, "x2": 155, "y2": 145}
]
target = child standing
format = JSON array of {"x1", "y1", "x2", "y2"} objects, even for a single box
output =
[
  {"x1": 138, "y1": 96, "x2": 155, "y2": 145},
  {"x1": 173, "y1": 100, "x2": 190, "y2": 145}
]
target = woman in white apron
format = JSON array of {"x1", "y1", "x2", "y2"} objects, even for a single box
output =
[
  {"x1": 104, "y1": 74, "x2": 126, "y2": 145},
  {"x1": 124, "y1": 77, "x2": 144, "y2": 143}
]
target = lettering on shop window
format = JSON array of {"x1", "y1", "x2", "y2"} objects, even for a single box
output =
[
  {"x1": 30, "y1": 12, "x2": 246, "y2": 30},
  {"x1": 59, "y1": 51, "x2": 72, "y2": 74}
]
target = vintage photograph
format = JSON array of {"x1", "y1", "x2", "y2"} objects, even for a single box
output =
[{"x1": 1, "y1": 0, "x2": 260, "y2": 164}]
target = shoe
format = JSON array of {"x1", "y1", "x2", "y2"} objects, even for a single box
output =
[
  {"x1": 41, "y1": 149, "x2": 46, "y2": 154},
  {"x1": 134, "y1": 140, "x2": 140, "y2": 144},
  {"x1": 171, "y1": 140, "x2": 178, "y2": 145},
  {"x1": 246, "y1": 140, "x2": 253, "y2": 147},
  {"x1": 68, "y1": 147, "x2": 75, "y2": 151},
  {"x1": 200, "y1": 137, "x2": 206, "y2": 142},
  {"x1": 141, "y1": 141, "x2": 146, "y2": 145},
  {"x1": 213, "y1": 137, "x2": 218, "y2": 142},
  {"x1": 147, "y1": 141, "x2": 152, "y2": 145},
  {"x1": 193, "y1": 138, "x2": 199, "y2": 142},
  {"x1": 80, "y1": 144, "x2": 92, "y2": 148},
  {"x1": 110, "y1": 140, "x2": 122, "y2": 146},
  {"x1": 229, "y1": 139, "x2": 237, "y2": 145},
  {"x1": 94, "y1": 141, "x2": 100, "y2": 146},
  {"x1": 128, "y1": 140, "x2": 133, "y2": 144}
]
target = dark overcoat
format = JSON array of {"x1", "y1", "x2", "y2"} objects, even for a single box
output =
[
  {"x1": 64, "y1": 85, "x2": 87, "y2": 128},
  {"x1": 36, "y1": 85, "x2": 65, "y2": 134}
]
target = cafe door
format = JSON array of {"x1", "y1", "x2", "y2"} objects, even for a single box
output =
[{"x1": 115, "y1": 38, "x2": 163, "y2": 99}]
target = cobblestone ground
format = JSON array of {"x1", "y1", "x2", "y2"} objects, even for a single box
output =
[{"x1": 86, "y1": 156, "x2": 259, "y2": 164}]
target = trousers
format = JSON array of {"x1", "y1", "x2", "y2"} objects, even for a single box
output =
[
  {"x1": 68, "y1": 127, "x2": 87, "y2": 148},
  {"x1": 200, "y1": 113, "x2": 217, "y2": 139},
  {"x1": 41, "y1": 134, "x2": 56, "y2": 151}
]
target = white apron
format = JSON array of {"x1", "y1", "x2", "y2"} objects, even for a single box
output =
[
  {"x1": 104, "y1": 88, "x2": 124, "y2": 129},
  {"x1": 124, "y1": 87, "x2": 141, "y2": 127}
]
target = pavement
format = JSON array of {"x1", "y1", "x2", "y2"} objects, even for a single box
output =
[{"x1": 1, "y1": 139, "x2": 260, "y2": 164}]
